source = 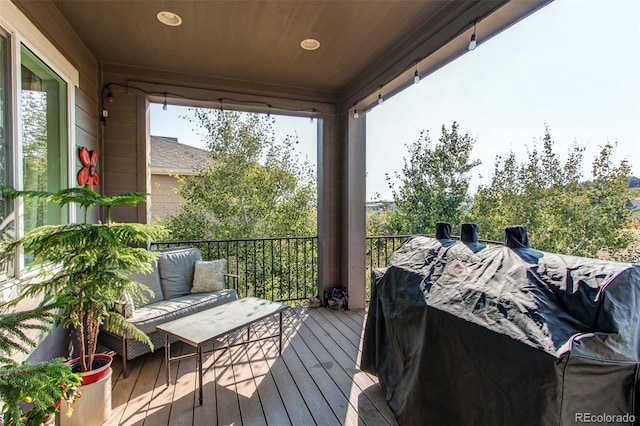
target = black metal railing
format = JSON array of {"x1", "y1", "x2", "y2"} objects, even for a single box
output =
[
  {"x1": 151, "y1": 236, "x2": 318, "y2": 303},
  {"x1": 365, "y1": 234, "x2": 502, "y2": 299},
  {"x1": 151, "y1": 234, "x2": 502, "y2": 304},
  {"x1": 365, "y1": 235, "x2": 412, "y2": 299}
]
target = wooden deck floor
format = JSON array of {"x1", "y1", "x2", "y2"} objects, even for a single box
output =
[{"x1": 105, "y1": 306, "x2": 397, "y2": 426}]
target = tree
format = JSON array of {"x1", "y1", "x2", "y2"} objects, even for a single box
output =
[
  {"x1": 164, "y1": 110, "x2": 316, "y2": 240},
  {"x1": 0, "y1": 298, "x2": 81, "y2": 426},
  {"x1": 386, "y1": 122, "x2": 480, "y2": 234},
  {"x1": 366, "y1": 208, "x2": 394, "y2": 237},
  {"x1": 467, "y1": 127, "x2": 634, "y2": 259},
  {"x1": 21, "y1": 91, "x2": 48, "y2": 232},
  {"x1": 3, "y1": 186, "x2": 168, "y2": 373}
]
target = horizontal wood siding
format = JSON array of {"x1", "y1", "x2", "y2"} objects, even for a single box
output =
[
  {"x1": 12, "y1": 0, "x2": 100, "y2": 223},
  {"x1": 150, "y1": 174, "x2": 181, "y2": 221},
  {"x1": 100, "y1": 67, "x2": 145, "y2": 223}
]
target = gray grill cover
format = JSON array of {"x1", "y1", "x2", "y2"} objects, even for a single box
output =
[{"x1": 361, "y1": 236, "x2": 640, "y2": 425}]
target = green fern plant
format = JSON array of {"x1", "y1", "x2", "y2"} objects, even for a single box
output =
[
  {"x1": 1, "y1": 185, "x2": 168, "y2": 373},
  {"x1": 0, "y1": 298, "x2": 81, "y2": 426}
]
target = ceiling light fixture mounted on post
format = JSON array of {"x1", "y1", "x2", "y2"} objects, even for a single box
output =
[
  {"x1": 352, "y1": 102, "x2": 359, "y2": 119},
  {"x1": 468, "y1": 19, "x2": 478, "y2": 51},
  {"x1": 100, "y1": 84, "x2": 113, "y2": 124}
]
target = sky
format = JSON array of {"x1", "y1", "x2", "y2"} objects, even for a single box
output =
[{"x1": 150, "y1": 0, "x2": 640, "y2": 201}]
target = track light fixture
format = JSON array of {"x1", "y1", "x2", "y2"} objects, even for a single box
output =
[{"x1": 468, "y1": 19, "x2": 478, "y2": 51}]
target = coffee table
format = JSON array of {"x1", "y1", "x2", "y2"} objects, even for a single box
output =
[{"x1": 155, "y1": 297, "x2": 289, "y2": 405}]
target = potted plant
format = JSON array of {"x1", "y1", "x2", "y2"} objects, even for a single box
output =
[
  {"x1": 1, "y1": 185, "x2": 168, "y2": 425},
  {"x1": 0, "y1": 297, "x2": 81, "y2": 426}
]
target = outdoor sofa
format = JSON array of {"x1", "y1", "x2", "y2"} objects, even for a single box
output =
[{"x1": 99, "y1": 247, "x2": 238, "y2": 376}]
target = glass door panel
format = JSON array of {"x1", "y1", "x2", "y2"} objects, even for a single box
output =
[{"x1": 20, "y1": 45, "x2": 68, "y2": 234}]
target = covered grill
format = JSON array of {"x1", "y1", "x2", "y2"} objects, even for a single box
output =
[{"x1": 362, "y1": 226, "x2": 640, "y2": 425}]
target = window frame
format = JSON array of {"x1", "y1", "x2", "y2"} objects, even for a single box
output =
[{"x1": 0, "y1": 1, "x2": 78, "y2": 286}]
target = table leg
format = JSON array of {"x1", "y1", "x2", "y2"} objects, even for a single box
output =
[
  {"x1": 164, "y1": 334, "x2": 170, "y2": 386},
  {"x1": 279, "y1": 311, "x2": 283, "y2": 355},
  {"x1": 198, "y1": 345, "x2": 203, "y2": 405}
]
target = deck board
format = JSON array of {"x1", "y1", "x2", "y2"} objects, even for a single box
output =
[
  {"x1": 107, "y1": 306, "x2": 397, "y2": 426},
  {"x1": 246, "y1": 321, "x2": 295, "y2": 426},
  {"x1": 213, "y1": 335, "x2": 244, "y2": 426}
]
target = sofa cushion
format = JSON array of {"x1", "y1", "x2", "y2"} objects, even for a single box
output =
[
  {"x1": 192, "y1": 259, "x2": 227, "y2": 293},
  {"x1": 129, "y1": 289, "x2": 238, "y2": 335},
  {"x1": 129, "y1": 260, "x2": 163, "y2": 306},
  {"x1": 158, "y1": 248, "x2": 202, "y2": 299},
  {"x1": 115, "y1": 292, "x2": 135, "y2": 318}
]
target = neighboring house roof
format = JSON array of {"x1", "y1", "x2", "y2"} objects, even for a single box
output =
[
  {"x1": 366, "y1": 200, "x2": 397, "y2": 212},
  {"x1": 150, "y1": 136, "x2": 210, "y2": 175}
]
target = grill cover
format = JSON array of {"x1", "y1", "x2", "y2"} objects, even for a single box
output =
[{"x1": 361, "y1": 235, "x2": 640, "y2": 425}]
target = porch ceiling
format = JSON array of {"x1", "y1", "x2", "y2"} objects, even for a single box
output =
[{"x1": 48, "y1": 0, "x2": 549, "y2": 110}]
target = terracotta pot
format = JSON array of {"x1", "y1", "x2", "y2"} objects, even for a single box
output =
[{"x1": 66, "y1": 353, "x2": 113, "y2": 385}]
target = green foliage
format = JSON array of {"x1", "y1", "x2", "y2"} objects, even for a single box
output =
[
  {"x1": 0, "y1": 298, "x2": 60, "y2": 365},
  {"x1": 0, "y1": 358, "x2": 81, "y2": 426},
  {"x1": 188, "y1": 237, "x2": 319, "y2": 302},
  {"x1": 21, "y1": 91, "x2": 48, "y2": 233},
  {"x1": 366, "y1": 211, "x2": 393, "y2": 237},
  {"x1": 366, "y1": 205, "x2": 395, "y2": 237},
  {"x1": 2, "y1": 185, "x2": 168, "y2": 372},
  {"x1": 387, "y1": 122, "x2": 480, "y2": 234},
  {"x1": 164, "y1": 110, "x2": 316, "y2": 240},
  {"x1": 467, "y1": 127, "x2": 634, "y2": 258},
  {"x1": 0, "y1": 298, "x2": 81, "y2": 425}
]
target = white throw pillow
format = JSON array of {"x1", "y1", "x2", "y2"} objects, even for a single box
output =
[{"x1": 191, "y1": 259, "x2": 227, "y2": 293}]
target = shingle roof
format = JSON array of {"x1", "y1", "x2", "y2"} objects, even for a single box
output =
[{"x1": 150, "y1": 136, "x2": 210, "y2": 175}]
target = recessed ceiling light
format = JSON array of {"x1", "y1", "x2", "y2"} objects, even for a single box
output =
[
  {"x1": 300, "y1": 38, "x2": 320, "y2": 51},
  {"x1": 157, "y1": 11, "x2": 182, "y2": 27}
]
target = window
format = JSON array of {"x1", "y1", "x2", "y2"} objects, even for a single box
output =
[
  {"x1": 0, "y1": 32, "x2": 13, "y2": 280},
  {"x1": 20, "y1": 46, "x2": 68, "y2": 234},
  {"x1": 0, "y1": 6, "x2": 76, "y2": 282}
]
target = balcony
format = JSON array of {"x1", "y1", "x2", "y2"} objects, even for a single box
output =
[
  {"x1": 106, "y1": 306, "x2": 396, "y2": 426},
  {"x1": 1, "y1": 2, "x2": 554, "y2": 424},
  {"x1": 104, "y1": 235, "x2": 407, "y2": 425}
]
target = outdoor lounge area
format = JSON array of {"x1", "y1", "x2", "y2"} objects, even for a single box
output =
[
  {"x1": 104, "y1": 306, "x2": 396, "y2": 426},
  {"x1": 2, "y1": 1, "x2": 583, "y2": 425}
]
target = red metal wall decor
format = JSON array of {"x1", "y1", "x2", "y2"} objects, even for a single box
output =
[{"x1": 77, "y1": 146, "x2": 100, "y2": 189}]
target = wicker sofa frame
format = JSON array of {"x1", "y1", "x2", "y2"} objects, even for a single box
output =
[{"x1": 98, "y1": 247, "x2": 238, "y2": 377}]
